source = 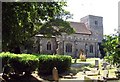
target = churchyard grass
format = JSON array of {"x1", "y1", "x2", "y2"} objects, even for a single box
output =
[{"x1": 72, "y1": 58, "x2": 99, "y2": 64}]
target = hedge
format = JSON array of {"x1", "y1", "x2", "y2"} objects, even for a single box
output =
[
  {"x1": 0, "y1": 52, "x2": 39, "y2": 75},
  {"x1": 38, "y1": 55, "x2": 72, "y2": 75},
  {"x1": 10, "y1": 54, "x2": 39, "y2": 74},
  {"x1": 0, "y1": 52, "x2": 72, "y2": 75}
]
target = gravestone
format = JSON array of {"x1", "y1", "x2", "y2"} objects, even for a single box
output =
[
  {"x1": 98, "y1": 70, "x2": 100, "y2": 75},
  {"x1": 102, "y1": 62, "x2": 108, "y2": 70},
  {"x1": 103, "y1": 70, "x2": 109, "y2": 78},
  {"x1": 95, "y1": 60, "x2": 99, "y2": 70},
  {"x1": 52, "y1": 67, "x2": 59, "y2": 82}
]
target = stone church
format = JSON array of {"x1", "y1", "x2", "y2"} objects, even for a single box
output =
[{"x1": 33, "y1": 15, "x2": 103, "y2": 58}]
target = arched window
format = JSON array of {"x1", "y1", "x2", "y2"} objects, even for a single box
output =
[
  {"x1": 47, "y1": 42, "x2": 51, "y2": 50},
  {"x1": 89, "y1": 45, "x2": 93, "y2": 53},
  {"x1": 66, "y1": 43, "x2": 72, "y2": 53}
]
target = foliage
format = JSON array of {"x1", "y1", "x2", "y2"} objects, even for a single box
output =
[
  {"x1": 0, "y1": 52, "x2": 16, "y2": 67},
  {"x1": 104, "y1": 55, "x2": 113, "y2": 64},
  {"x1": 10, "y1": 54, "x2": 39, "y2": 74},
  {"x1": 38, "y1": 55, "x2": 72, "y2": 75},
  {"x1": 0, "y1": 52, "x2": 39, "y2": 75},
  {"x1": 0, "y1": 52, "x2": 72, "y2": 75},
  {"x1": 2, "y1": 2, "x2": 74, "y2": 52},
  {"x1": 80, "y1": 55, "x2": 86, "y2": 61},
  {"x1": 102, "y1": 34, "x2": 120, "y2": 66}
]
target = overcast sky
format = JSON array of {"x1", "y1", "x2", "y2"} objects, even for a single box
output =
[{"x1": 64, "y1": 0, "x2": 119, "y2": 35}]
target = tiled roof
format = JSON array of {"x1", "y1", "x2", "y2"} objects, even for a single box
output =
[{"x1": 70, "y1": 22, "x2": 91, "y2": 35}]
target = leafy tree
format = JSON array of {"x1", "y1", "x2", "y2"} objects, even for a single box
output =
[
  {"x1": 2, "y1": 2, "x2": 75, "y2": 52},
  {"x1": 102, "y1": 34, "x2": 120, "y2": 67}
]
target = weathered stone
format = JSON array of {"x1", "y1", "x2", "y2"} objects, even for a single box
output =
[{"x1": 52, "y1": 67, "x2": 59, "y2": 81}]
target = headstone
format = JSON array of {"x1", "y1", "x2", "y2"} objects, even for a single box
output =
[
  {"x1": 98, "y1": 70, "x2": 100, "y2": 75},
  {"x1": 95, "y1": 60, "x2": 99, "y2": 70},
  {"x1": 52, "y1": 67, "x2": 59, "y2": 82},
  {"x1": 102, "y1": 62, "x2": 108, "y2": 70},
  {"x1": 95, "y1": 60, "x2": 99, "y2": 66},
  {"x1": 103, "y1": 70, "x2": 109, "y2": 78}
]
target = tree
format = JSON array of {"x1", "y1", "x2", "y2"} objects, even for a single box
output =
[
  {"x1": 2, "y1": 2, "x2": 75, "y2": 52},
  {"x1": 102, "y1": 34, "x2": 120, "y2": 67}
]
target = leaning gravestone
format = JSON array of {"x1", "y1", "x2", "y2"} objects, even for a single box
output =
[{"x1": 102, "y1": 62, "x2": 108, "y2": 70}]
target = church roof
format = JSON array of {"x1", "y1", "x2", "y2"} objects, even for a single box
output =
[{"x1": 70, "y1": 22, "x2": 91, "y2": 35}]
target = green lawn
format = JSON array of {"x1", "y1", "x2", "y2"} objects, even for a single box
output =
[
  {"x1": 70, "y1": 58, "x2": 101, "y2": 74},
  {"x1": 72, "y1": 58, "x2": 100, "y2": 65}
]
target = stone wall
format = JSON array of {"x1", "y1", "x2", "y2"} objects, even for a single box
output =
[
  {"x1": 59, "y1": 33, "x2": 99, "y2": 57},
  {"x1": 34, "y1": 36, "x2": 57, "y2": 54}
]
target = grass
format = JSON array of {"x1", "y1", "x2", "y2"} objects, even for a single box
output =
[{"x1": 72, "y1": 58, "x2": 99, "y2": 65}]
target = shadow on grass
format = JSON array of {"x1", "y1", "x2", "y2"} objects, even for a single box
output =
[
  {"x1": 38, "y1": 74, "x2": 54, "y2": 81},
  {"x1": 38, "y1": 70, "x2": 77, "y2": 81},
  {"x1": 37, "y1": 67, "x2": 91, "y2": 81},
  {"x1": 2, "y1": 74, "x2": 42, "y2": 82}
]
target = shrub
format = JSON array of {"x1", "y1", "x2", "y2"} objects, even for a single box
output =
[
  {"x1": 80, "y1": 55, "x2": 86, "y2": 61},
  {"x1": 9, "y1": 54, "x2": 39, "y2": 75},
  {"x1": 38, "y1": 55, "x2": 72, "y2": 75},
  {"x1": 0, "y1": 52, "x2": 39, "y2": 75},
  {"x1": 0, "y1": 52, "x2": 72, "y2": 76},
  {"x1": 104, "y1": 55, "x2": 113, "y2": 63},
  {"x1": 0, "y1": 52, "x2": 15, "y2": 67}
]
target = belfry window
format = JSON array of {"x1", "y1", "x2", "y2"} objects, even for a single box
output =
[
  {"x1": 66, "y1": 43, "x2": 72, "y2": 53},
  {"x1": 95, "y1": 21, "x2": 98, "y2": 25},
  {"x1": 47, "y1": 42, "x2": 51, "y2": 50}
]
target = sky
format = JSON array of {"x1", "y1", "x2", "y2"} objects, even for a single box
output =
[{"x1": 64, "y1": 0, "x2": 120, "y2": 35}]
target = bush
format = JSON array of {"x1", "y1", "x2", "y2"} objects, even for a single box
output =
[
  {"x1": 0, "y1": 52, "x2": 72, "y2": 76},
  {"x1": 9, "y1": 54, "x2": 39, "y2": 75},
  {"x1": 80, "y1": 55, "x2": 86, "y2": 61},
  {"x1": 38, "y1": 55, "x2": 72, "y2": 75},
  {"x1": 0, "y1": 52, "x2": 39, "y2": 75},
  {"x1": 104, "y1": 55, "x2": 113, "y2": 63},
  {"x1": 0, "y1": 52, "x2": 15, "y2": 67}
]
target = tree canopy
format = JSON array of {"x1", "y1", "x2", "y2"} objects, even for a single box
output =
[
  {"x1": 102, "y1": 34, "x2": 120, "y2": 66},
  {"x1": 2, "y1": 2, "x2": 75, "y2": 52}
]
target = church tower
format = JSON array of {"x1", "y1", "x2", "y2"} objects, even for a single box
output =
[{"x1": 80, "y1": 15, "x2": 103, "y2": 42}]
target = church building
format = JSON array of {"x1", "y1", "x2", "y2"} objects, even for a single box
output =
[{"x1": 33, "y1": 15, "x2": 103, "y2": 58}]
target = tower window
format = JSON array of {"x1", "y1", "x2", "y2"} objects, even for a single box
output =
[{"x1": 95, "y1": 21, "x2": 98, "y2": 25}]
